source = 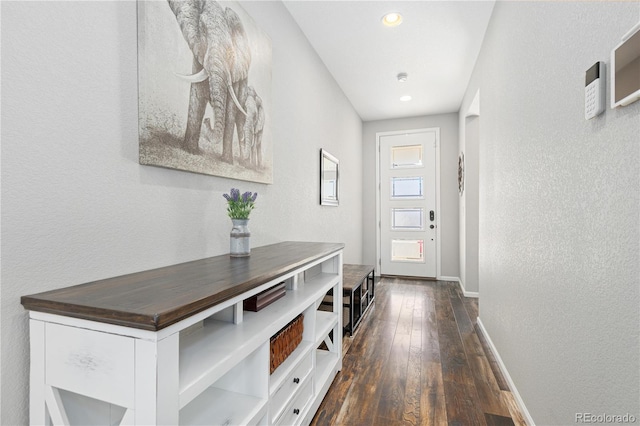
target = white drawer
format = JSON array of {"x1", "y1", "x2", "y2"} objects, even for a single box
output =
[
  {"x1": 45, "y1": 323, "x2": 135, "y2": 408},
  {"x1": 271, "y1": 350, "x2": 313, "y2": 420},
  {"x1": 275, "y1": 378, "x2": 313, "y2": 426}
]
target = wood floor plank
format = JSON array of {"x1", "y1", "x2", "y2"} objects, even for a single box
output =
[
  {"x1": 373, "y1": 416, "x2": 406, "y2": 426},
  {"x1": 463, "y1": 295, "x2": 479, "y2": 323},
  {"x1": 467, "y1": 354, "x2": 513, "y2": 417},
  {"x1": 502, "y1": 391, "x2": 528, "y2": 426},
  {"x1": 379, "y1": 285, "x2": 405, "y2": 322},
  {"x1": 412, "y1": 287, "x2": 425, "y2": 323},
  {"x1": 449, "y1": 287, "x2": 485, "y2": 358},
  {"x1": 331, "y1": 352, "x2": 383, "y2": 424},
  {"x1": 449, "y1": 289, "x2": 512, "y2": 418},
  {"x1": 476, "y1": 323, "x2": 510, "y2": 391},
  {"x1": 436, "y1": 289, "x2": 475, "y2": 387},
  {"x1": 449, "y1": 287, "x2": 475, "y2": 336},
  {"x1": 422, "y1": 289, "x2": 441, "y2": 363},
  {"x1": 346, "y1": 308, "x2": 375, "y2": 356},
  {"x1": 461, "y1": 328, "x2": 487, "y2": 358},
  {"x1": 333, "y1": 285, "x2": 394, "y2": 425},
  {"x1": 342, "y1": 334, "x2": 354, "y2": 355},
  {"x1": 402, "y1": 318, "x2": 423, "y2": 425},
  {"x1": 442, "y1": 381, "x2": 488, "y2": 426},
  {"x1": 396, "y1": 285, "x2": 415, "y2": 336},
  {"x1": 334, "y1": 319, "x2": 396, "y2": 425},
  {"x1": 376, "y1": 332, "x2": 411, "y2": 420},
  {"x1": 310, "y1": 353, "x2": 359, "y2": 426},
  {"x1": 485, "y1": 413, "x2": 516, "y2": 426},
  {"x1": 310, "y1": 278, "x2": 525, "y2": 426},
  {"x1": 420, "y1": 362, "x2": 448, "y2": 425}
]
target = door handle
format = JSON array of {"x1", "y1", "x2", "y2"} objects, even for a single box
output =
[
  {"x1": 430, "y1": 210, "x2": 435, "y2": 221},
  {"x1": 430, "y1": 225, "x2": 435, "y2": 229}
]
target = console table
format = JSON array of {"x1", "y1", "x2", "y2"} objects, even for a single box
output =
[{"x1": 21, "y1": 241, "x2": 344, "y2": 426}]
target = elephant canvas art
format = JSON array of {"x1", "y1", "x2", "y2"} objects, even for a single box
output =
[{"x1": 138, "y1": 0, "x2": 272, "y2": 184}]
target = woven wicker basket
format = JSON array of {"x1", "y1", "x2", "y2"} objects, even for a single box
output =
[{"x1": 270, "y1": 313, "x2": 304, "y2": 374}]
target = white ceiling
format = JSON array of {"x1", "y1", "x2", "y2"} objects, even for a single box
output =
[{"x1": 284, "y1": 1, "x2": 496, "y2": 121}]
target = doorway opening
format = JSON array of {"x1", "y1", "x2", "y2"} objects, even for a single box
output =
[{"x1": 460, "y1": 90, "x2": 480, "y2": 297}]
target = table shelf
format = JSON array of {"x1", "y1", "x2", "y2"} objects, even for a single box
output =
[{"x1": 180, "y1": 387, "x2": 267, "y2": 426}]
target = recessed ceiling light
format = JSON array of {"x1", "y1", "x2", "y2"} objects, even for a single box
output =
[
  {"x1": 382, "y1": 12, "x2": 402, "y2": 27},
  {"x1": 400, "y1": 95, "x2": 412, "y2": 102}
]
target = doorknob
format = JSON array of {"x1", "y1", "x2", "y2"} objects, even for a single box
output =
[
  {"x1": 430, "y1": 210, "x2": 435, "y2": 221},
  {"x1": 430, "y1": 225, "x2": 435, "y2": 229}
]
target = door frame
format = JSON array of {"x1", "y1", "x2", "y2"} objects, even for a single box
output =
[{"x1": 376, "y1": 128, "x2": 442, "y2": 278}]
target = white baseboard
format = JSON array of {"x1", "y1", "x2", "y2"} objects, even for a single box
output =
[
  {"x1": 462, "y1": 289, "x2": 479, "y2": 298},
  {"x1": 458, "y1": 277, "x2": 479, "y2": 298},
  {"x1": 476, "y1": 318, "x2": 535, "y2": 426},
  {"x1": 439, "y1": 276, "x2": 479, "y2": 298}
]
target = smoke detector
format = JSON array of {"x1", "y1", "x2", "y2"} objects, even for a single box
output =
[{"x1": 397, "y1": 72, "x2": 408, "y2": 83}]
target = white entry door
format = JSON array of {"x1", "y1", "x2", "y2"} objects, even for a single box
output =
[{"x1": 379, "y1": 130, "x2": 438, "y2": 278}]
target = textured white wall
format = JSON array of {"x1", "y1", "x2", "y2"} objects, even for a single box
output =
[
  {"x1": 362, "y1": 114, "x2": 460, "y2": 278},
  {"x1": 0, "y1": 1, "x2": 362, "y2": 424},
  {"x1": 460, "y1": 2, "x2": 640, "y2": 424}
]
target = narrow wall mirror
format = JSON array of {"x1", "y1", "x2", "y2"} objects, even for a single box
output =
[{"x1": 320, "y1": 149, "x2": 339, "y2": 206}]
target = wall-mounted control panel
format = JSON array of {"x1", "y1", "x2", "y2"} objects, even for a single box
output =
[{"x1": 585, "y1": 61, "x2": 605, "y2": 120}]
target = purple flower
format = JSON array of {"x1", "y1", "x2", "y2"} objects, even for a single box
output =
[{"x1": 222, "y1": 188, "x2": 257, "y2": 219}]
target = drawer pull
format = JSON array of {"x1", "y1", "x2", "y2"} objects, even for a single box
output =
[
  {"x1": 293, "y1": 408, "x2": 300, "y2": 415},
  {"x1": 293, "y1": 377, "x2": 300, "y2": 384}
]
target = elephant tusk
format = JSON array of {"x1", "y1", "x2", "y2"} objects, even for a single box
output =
[
  {"x1": 174, "y1": 68, "x2": 208, "y2": 83},
  {"x1": 225, "y1": 69, "x2": 248, "y2": 116},
  {"x1": 227, "y1": 84, "x2": 248, "y2": 116}
]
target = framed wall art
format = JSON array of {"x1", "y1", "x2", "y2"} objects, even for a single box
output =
[
  {"x1": 320, "y1": 149, "x2": 339, "y2": 206},
  {"x1": 138, "y1": 0, "x2": 273, "y2": 184}
]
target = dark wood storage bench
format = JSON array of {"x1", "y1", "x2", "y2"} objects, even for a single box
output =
[
  {"x1": 342, "y1": 264, "x2": 375, "y2": 335},
  {"x1": 321, "y1": 264, "x2": 375, "y2": 335}
]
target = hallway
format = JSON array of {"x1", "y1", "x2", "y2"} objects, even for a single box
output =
[{"x1": 311, "y1": 278, "x2": 526, "y2": 425}]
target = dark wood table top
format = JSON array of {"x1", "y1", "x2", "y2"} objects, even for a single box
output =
[
  {"x1": 343, "y1": 264, "x2": 375, "y2": 291},
  {"x1": 21, "y1": 241, "x2": 344, "y2": 331}
]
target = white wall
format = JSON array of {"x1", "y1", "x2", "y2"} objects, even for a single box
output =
[
  {"x1": 362, "y1": 114, "x2": 459, "y2": 278},
  {"x1": 460, "y1": 2, "x2": 640, "y2": 424},
  {"x1": 0, "y1": 1, "x2": 363, "y2": 424}
]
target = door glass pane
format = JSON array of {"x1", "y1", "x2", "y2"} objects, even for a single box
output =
[
  {"x1": 391, "y1": 145, "x2": 423, "y2": 168},
  {"x1": 391, "y1": 177, "x2": 423, "y2": 199},
  {"x1": 391, "y1": 240, "x2": 424, "y2": 262},
  {"x1": 391, "y1": 208, "x2": 423, "y2": 230}
]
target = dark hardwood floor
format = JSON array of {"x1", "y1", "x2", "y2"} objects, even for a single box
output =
[{"x1": 311, "y1": 278, "x2": 526, "y2": 426}]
